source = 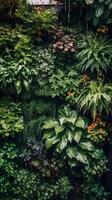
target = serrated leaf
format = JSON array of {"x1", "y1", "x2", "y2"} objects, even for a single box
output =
[{"x1": 74, "y1": 130, "x2": 82, "y2": 143}]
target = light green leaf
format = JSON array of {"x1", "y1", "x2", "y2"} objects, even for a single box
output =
[
  {"x1": 59, "y1": 117, "x2": 65, "y2": 125},
  {"x1": 23, "y1": 80, "x2": 29, "y2": 91},
  {"x1": 58, "y1": 135, "x2": 68, "y2": 151},
  {"x1": 15, "y1": 80, "x2": 22, "y2": 94},
  {"x1": 74, "y1": 130, "x2": 82, "y2": 143},
  {"x1": 42, "y1": 120, "x2": 58, "y2": 129},
  {"x1": 55, "y1": 124, "x2": 64, "y2": 135},
  {"x1": 42, "y1": 131, "x2": 53, "y2": 140},
  {"x1": 75, "y1": 153, "x2": 88, "y2": 164},
  {"x1": 75, "y1": 117, "x2": 85, "y2": 129},
  {"x1": 66, "y1": 147, "x2": 77, "y2": 159},
  {"x1": 67, "y1": 130, "x2": 73, "y2": 142},
  {"x1": 79, "y1": 141, "x2": 94, "y2": 151},
  {"x1": 66, "y1": 117, "x2": 77, "y2": 124},
  {"x1": 45, "y1": 136, "x2": 59, "y2": 149}
]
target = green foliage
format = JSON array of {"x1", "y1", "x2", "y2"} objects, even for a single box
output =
[
  {"x1": 37, "y1": 176, "x2": 72, "y2": 200},
  {"x1": 20, "y1": 139, "x2": 64, "y2": 178},
  {"x1": 0, "y1": 143, "x2": 18, "y2": 175},
  {"x1": 85, "y1": 0, "x2": 112, "y2": 26},
  {"x1": 12, "y1": 169, "x2": 39, "y2": 199},
  {"x1": 0, "y1": 142, "x2": 18, "y2": 195},
  {"x1": 16, "y1": 1, "x2": 57, "y2": 30},
  {"x1": 0, "y1": 1, "x2": 111, "y2": 199},
  {"x1": 87, "y1": 118, "x2": 107, "y2": 143},
  {"x1": 34, "y1": 48, "x2": 55, "y2": 87},
  {"x1": 0, "y1": 25, "x2": 55, "y2": 94},
  {"x1": 81, "y1": 178, "x2": 109, "y2": 200},
  {"x1": 0, "y1": 102, "x2": 24, "y2": 137},
  {"x1": 77, "y1": 81, "x2": 112, "y2": 120},
  {"x1": 77, "y1": 34, "x2": 112, "y2": 74},
  {"x1": 42, "y1": 106, "x2": 106, "y2": 169},
  {"x1": 49, "y1": 68, "x2": 81, "y2": 103},
  {"x1": 12, "y1": 169, "x2": 72, "y2": 200}
]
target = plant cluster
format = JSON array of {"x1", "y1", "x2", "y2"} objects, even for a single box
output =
[
  {"x1": 20, "y1": 139, "x2": 64, "y2": 177},
  {"x1": 0, "y1": 102, "x2": 24, "y2": 137},
  {"x1": 0, "y1": 1, "x2": 112, "y2": 200}
]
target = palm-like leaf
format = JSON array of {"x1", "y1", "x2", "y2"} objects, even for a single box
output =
[
  {"x1": 77, "y1": 34, "x2": 112, "y2": 74},
  {"x1": 77, "y1": 81, "x2": 112, "y2": 119}
]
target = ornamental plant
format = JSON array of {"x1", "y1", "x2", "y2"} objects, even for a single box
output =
[
  {"x1": 85, "y1": 0, "x2": 112, "y2": 26},
  {"x1": 53, "y1": 31, "x2": 77, "y2": 54},
  {"x1": 20, "y1": 139, "x2": 64, "y2": 178},
  {"x1": 42, "y1": 106, "x2": 106, "y2": 168},
  {"x1": 77, "y1": 34, "x2": 112, "y2": 75},
  {"x1": 77, "y1": 81, "x2": 112, "y2": 120},
  {"x1": 0, "y1": 102, "x2": 24, "y2": 137},
  {"x1": 87, "y1": 117, "x2": 107, "y2": 143}
]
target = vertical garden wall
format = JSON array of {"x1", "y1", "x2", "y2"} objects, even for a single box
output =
[{"x1": 0, "y1": 0, "x2": 112, "y2": 199}]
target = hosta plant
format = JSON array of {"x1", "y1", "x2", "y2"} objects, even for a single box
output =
[
  {"x1": 77, "y1": 81, "x2": 112, "y2": 120},
  {"x1": 77, "y1": 34, "x2": 112, "y2": 75},
  {"x1": 42, "y1": 106, "x2": 105, "y2": 167}
]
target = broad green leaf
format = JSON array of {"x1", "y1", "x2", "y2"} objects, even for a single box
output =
[
  {"x1": 67, "y1": 130, "x2": 73, "y2": 142},
  {"x1": 66, "y1": 117, "x2": 77, "y2": 124},
  {"x1": 55, "y1": 124, "x2": 64, "y2": 135},
  {"x1": 42, "y1": 120, "x2": 58, "y2": 129},
  {"x1": 42, "y1": 131, "x2": 53, "y2": 140},
  {"x1": 58, "y1": 135, "x2": 68, "y2": 150},
  {"x1": 23, "y1": 80, "x2": 29, "y2": 91},
  {"x1": 95, "y1": 7, "x2": 104, "y2": 18},
  {"x1": 74, "y1": 130, "x2": 82, "y2": 143},
  {"x1": 45, "y1": 136, "x2": 59, "y2": 149},
  {"x1": 66, "y1": 147, "x2": 77, "y2": 159},
  {"x1": 79, "y1": 141, "x2": 94, "y2": 151},
  {"x1": 75, "y1": 117, "x2": 85, "y2": 129},
  {"x1": 15, "y1": 80, "x2": 22, "y2": 94},
  {"x1": 59, "y1": 117, "x2": 65, "y2": 125},
  {"x1": 75, "y1": 153, "x2": 88, "y2": 164}
]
